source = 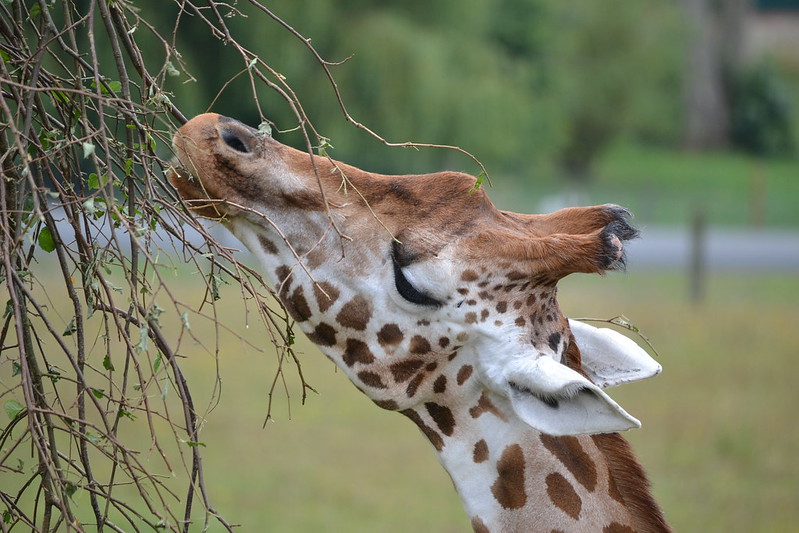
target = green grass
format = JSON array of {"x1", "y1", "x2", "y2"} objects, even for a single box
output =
[
  {"x1": 560, "y1": 272, "x2": 799, "y2": 532},
  {"x1": 2, "y1": 271, "x2": 798, "y2": 531},
  {"x1": 492, "y1": 143, "x2": 799, "y2": 228}
]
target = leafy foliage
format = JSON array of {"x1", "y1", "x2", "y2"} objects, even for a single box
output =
[
  {"x1": 0, "y1": 1, "x2": 322, "y2": 530},
  {"x1": 730, "y1": 60, "x2": 797, "y2": 157},
  {"x1": 146, "y1": 0, "x2": 686, "y2": 177}
]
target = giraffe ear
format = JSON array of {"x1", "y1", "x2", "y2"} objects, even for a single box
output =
[
  {"x1": 504, "y1": 356, "x2": 641, "y2": 436},
  {"x1": 568, "y1": 319, "x2": 662, "y2": 389}
]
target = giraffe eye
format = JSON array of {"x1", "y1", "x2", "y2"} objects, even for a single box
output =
[{"x1": 391, "y1": 242, "x2": 441, "y2": 308}]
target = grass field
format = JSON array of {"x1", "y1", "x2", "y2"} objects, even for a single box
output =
[{"x1": 3, "y1": 269, "x2": 798, "y2": 532}]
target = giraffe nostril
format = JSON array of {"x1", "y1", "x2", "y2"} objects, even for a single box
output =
[{"x1": 221, "y1": 128, "x2": 250, "y2": 154}]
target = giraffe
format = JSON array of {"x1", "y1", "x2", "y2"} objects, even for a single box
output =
[{"x1": 169, "y1": 113, "x2": 670, "y2": 532}]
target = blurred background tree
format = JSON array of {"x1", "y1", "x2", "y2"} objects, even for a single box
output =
[
  {"x1": 145, "y1": 0, "x2": 796, "y2": 189},
  {"x1": 142, "y1": 0, "x2": 689, "y2": 177}
]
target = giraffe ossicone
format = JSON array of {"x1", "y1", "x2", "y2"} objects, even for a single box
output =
[{"x1": 170, "y1": 114, "x2": 670, "y2": 532}]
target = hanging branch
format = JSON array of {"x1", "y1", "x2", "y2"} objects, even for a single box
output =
[{"x1": 0, "y1": 1, "x2": 490, "y2": 531}]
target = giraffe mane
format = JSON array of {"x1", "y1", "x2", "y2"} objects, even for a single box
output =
[{"x1": 592, "y1": 432, "x2": 671, "y2": 533}]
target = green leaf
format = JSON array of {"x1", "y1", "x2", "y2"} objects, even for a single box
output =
[
  {"x1": 82, "y1": 142, "x2": 95, "y2": 159},
  {"x1": 11, "y1": 361, "x2": 21, "y2": 377},
  {"x1": 52, "y1": 90, "x2": 70, "y2": 104},
  {"x1": 210, "y1": 274, "x2": 221, "y2": 301},
  {"x1": 180, "y1": 312, "x2": 191, "y2": 330},
  {"x1": 469, "y1": 171, "x2": 487, "y2": 194},
  {"x1": 91, "y1": 388, "x2": 105, "y2": 399},
  {"x1": 103, "y1": 354, "x2": 114, "y2": 371},
  {"x1": 88, "y1": 172, "x2": 105, "y2": 189},
  {"x1": 258, "y1": 121, "x2": 273, "y2": 137},
  {"x1": 64, "y1": 482, "x2": 78, "y2": 500},
  {"x1": 186, "y1": 441, "x2": 206, "y2": 448},
  {"x1": 4, "y1": 400, "x2": 24, "y2": 420},
  {"x1": 47, "y1": 366, "x2": 61, "y2": 384},
  {"x1": 62, "y1": 318, "x2": 76, "y2": 336},
  {"x1": 135, "y1": 325, "x2": 148, "y2": 354},
  {"x1": 152, "y1": 352, "x2": 161, "y2": 373},
  {"x1": 3, "y1": 509, "x2": 11, "y2": 524},
  {"x1": 38, "y1": 226, "x2": 56, "y2": 252},
  {"x1": 92, "y1": 80, "x2": 122, "y2": 95},
  {"x1": 316, "y1": 137, "x2": 334, "y2": 158},
  {"x1": 165, "y1": 60, "x2": 180, "y2": 77}
]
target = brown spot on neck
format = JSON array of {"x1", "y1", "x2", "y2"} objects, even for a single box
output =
[
  {"x1": 546, "y1": 472, "x2": 582, "y2": 520},
  {"x1": 357, "y1": 371, "x2": 387, "y2": 389},
  {"x1": 471, "y1": 516, "x2": 490, "y2": 533},
  {"x1": 457, "y1": 364, "x2": 474, "y2": 385},
  {"x1": 390, "y1": 359, "x2": 424, "y2": 383},
  {"x1": 401, "y1": 409, "x2": 444, "y2": 451},
  {"x1": 433, "y1": 374, "x2": 447, "y2": 393},
  {"x1": 257, "y1": 234, "x2": 279, "y2": 254},
  {"x1": 424, "y1": 402, "x2": 455, "y2": 436},
  {"x1": 461, "y1": 269, "x2": 479, "y2": 282},
  {"x1": 409, "y1": 335, "x2": 431, "y2": 354},
  {"x1": 306, "y1": 322, "x2": 337, "y2": 346},
  {"x1": 335, "y1": 295, "x2": 372, "y2": 330},
  {"x1": 313, "y1": 281, "x2": 340, "y2": 312},
  {"x1": 539, "y1": 434, "x2": 598, "y2": 492},
  {"x1": 473, "y1": 439, "x2": 489, "y2": 463},
  {"x1": 342, "y1": 338, "x2": 375, "y2": 367},
  {"x1": 491, "y1": 444, "x2": 527, "y2": 510},
  {"x1": 469, "y1": 391, "x2": 508, "y2": 422},
  {"x1": 377, "y1": 323, "x2": 403, "y2": 346}
]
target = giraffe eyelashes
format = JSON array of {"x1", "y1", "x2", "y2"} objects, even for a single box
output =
[{"x1": 391, "y1": 243, "x2": 442, "y2": 308}]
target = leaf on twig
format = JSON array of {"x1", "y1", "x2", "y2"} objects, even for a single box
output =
[
  {"x1": 135, "y1": 325, "x2": 148, "y2": 354},
  {"x1": 575, "y1": 315, "x2": 660, "y2": 358},
  {"x1": 469, "y1": 171, "x2": 487, "y2": 194},
  {"x1": 4, "y1": 400, "x2": 24, "y2": 420},
  {"x1": 38, "y1": 226, "x2": 56, "y2": 252},
  {"x1": 62, "y1": 318, "x2": 77, "y2": 336},
  {"x1": 82, "y1": 142, "x2": 95, "y2": 159}
]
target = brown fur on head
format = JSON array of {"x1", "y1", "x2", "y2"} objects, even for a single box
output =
[{"x1": 170, "y1": 113, "x2": 637, "y2": 281}]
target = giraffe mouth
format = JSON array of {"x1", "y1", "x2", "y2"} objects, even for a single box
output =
[{"x1": 166, "y1": 162, "x2": 230, "y2": 219}]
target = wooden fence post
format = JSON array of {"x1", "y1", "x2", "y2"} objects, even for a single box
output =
[{"x1": 689, "y1": 209, "x2": 706, "y2": 304}]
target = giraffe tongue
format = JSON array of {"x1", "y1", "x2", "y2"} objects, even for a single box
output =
[{"x1": 504, "y1": 356, "x2": 641, "y2": 437}]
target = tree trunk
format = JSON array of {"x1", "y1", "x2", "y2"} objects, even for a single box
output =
[{"x1": 681, "y1": 0, "x2": 750, "y2": 150}]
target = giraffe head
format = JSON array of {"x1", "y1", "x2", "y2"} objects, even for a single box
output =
[{"x1": 170, "y1": 113, "x2": 660, "y2": 438}]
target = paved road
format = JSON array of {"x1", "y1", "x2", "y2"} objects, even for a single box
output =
[
  {"x1": 627, "y1": 226, "x2": 799, "y2": 272},
  {"x1": 48, "y1": 209, "x2": 799, "y2": 272}
]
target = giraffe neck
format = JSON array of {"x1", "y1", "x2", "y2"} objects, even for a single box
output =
[{"x1": 406, "y1": 384, "x2": 670, "y2": 533}]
